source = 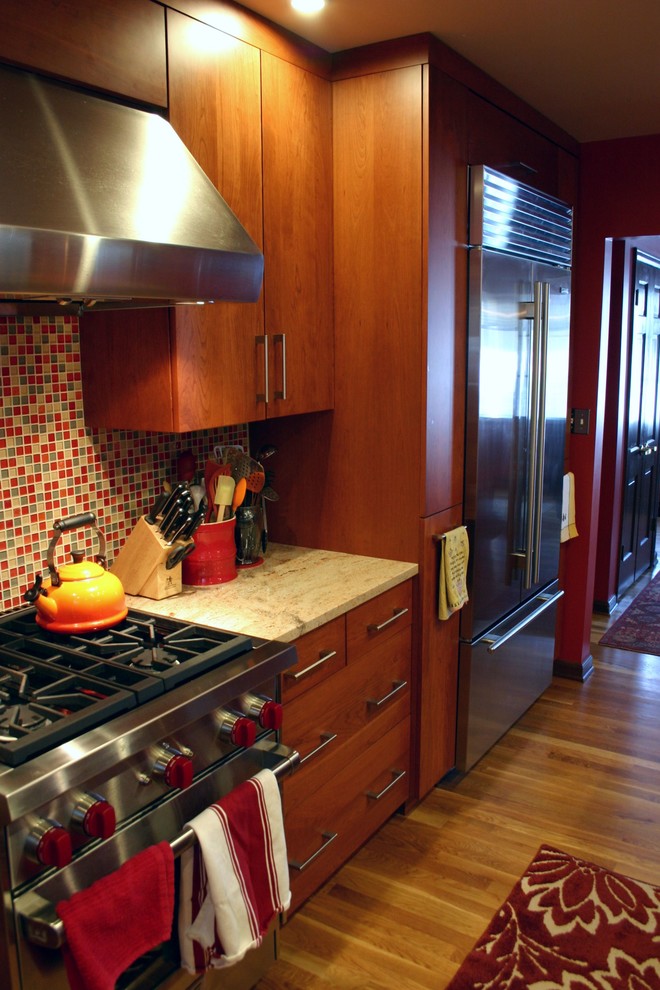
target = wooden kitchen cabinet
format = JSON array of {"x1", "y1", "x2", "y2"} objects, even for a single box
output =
[
  {"x1": 0, "y1": 0, "x2": 167, "y2": 107},
  {"x1": 260, "y1": 52, "x2": 334, "y2": 418},
  {"x1": 466, "y1": 90, "x2": 568, "y2": 199},
  {"x1": 81, "y1": 11, "x2": 334, "y2": 432},
  {"x1": 282, "y1": 581, "x2": 412, "y2": 914}
]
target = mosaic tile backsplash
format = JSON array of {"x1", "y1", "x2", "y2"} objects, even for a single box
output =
[{"x1": 0, "y1": 315, "x2": 248, "y2": 612}]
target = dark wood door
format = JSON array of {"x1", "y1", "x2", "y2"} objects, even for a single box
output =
[{"x1": 619, "y1": 252, "x2": 660, "y2": 593}]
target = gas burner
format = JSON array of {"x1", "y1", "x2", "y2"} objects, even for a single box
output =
[
  {"x1": 0, "y1": 608, "x2": 256, "y2": 765},
  {"x1": 0, "y1": 702, "x2": 53, "y2": 741}
]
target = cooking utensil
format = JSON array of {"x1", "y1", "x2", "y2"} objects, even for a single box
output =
[
  {"x1": 232, "y1": 477, "x2": 247, "y2": 513},
  {"x1": 23, "y1": 512, "x2": 127, "y2": 633},
  {"x1": 229, "y1": 451, "x2": 262, "y2": 483},
  {"x1": 214, "y1": 475, "x2": 235, "y2": 522},
  {"x1": 246, "y1": 469, "x2": 265, "y2": 493}
]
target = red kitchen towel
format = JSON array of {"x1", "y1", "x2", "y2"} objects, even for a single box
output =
[
  {"x1": 56, "y1": 840, "x2": 175, "y2": 990},
  {"x1": 178, "y1": 768, "x2": 291, "y2": 973}
]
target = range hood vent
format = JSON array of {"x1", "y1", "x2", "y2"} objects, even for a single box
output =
[{"x1": 0, "y1": 64, "x2": 264, "y2": 316}]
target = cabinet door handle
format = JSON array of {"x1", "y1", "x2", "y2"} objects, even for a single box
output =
[
  {"x1": 300, "y1": 732, "x2": 338, "y2": 765},
  {"x1": 256, "y1": 334, "x2": 269, "y2": 404},
  {"x1": 284, "y1": 650, "x2": 337, "y2": 682},
  {"x1": 367, "y1": 606, "x2": 409, "y2": 633},
  {"x1": 366, "y1": 679, "x2": 407, "y2": 711},
  {"x1": 274, "y1": 332, "x2": 287, "y2": 400},
  {"x1": 366, "y1": 768, "x2": 407, "y2": 801},
  {"x1": 288, "y1": 831, "x2": 338, "y2": 871}
]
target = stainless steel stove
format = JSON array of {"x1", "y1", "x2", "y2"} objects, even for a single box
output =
[{"x1": 0, "y1": 606, "x2": 299, "y2": 990}]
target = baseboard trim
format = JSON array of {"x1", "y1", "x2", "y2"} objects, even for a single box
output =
[
  {"x1": 593, "y1": 596, "x2": 617, "y2": 615},
  {"x1": 553, "y1": 655, "x2": 595, "y2": 682}
]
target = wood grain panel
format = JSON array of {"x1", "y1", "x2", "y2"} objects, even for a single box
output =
[
  {"x1": 346, "y1": 581, "x2": 413, "y2": 660},
  {"x1": 163, "y1": 0, "x2": 332, "y2": 77},
  {"x1": 285, "y1": 717, "x2": 411, "y2": 915},
  {"x1": 167, "y1": 10, "x2": 265, "y2": 430},
  {"x1": 283, "y1": 626, "x2": 411, "y2": 792},
  {"x1": 413, "y1": 506, "x2": 464, "y2": 801},
  {"x1": 80, "y1": 309, "x2": 174, "y2": 432},
  {"x1": 0, "y1": 0, "x2": 167, "y2": 106},
  {"x1": 282, "y1": 615, "x2": 347, "y2": 704},
  {"x1": 261, "y1": 52, "x2": 334, "y2": 418}
]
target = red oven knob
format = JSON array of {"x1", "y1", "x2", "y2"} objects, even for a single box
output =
[
  {"x1": 240, "y1": 693, "x2": 284, "y2": 730},
  {"x1": 26, "y1": 819, "x2": 73, "y2": 869},
  {"x1": 165, "y1": 754, "x2": 194, "y2": 790},
  {"x1": 217, "y1": 709, "x2": 257, "y2": 748},
  {"x1": 72, "y1": 794, "x2": 116, "y2": 840},
  {"x1": 152, "y1": 745, "x2": 194, "y2": 789}
]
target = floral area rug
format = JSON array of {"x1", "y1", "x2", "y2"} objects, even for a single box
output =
[
  {"x1": 599, "y1": 572, "x2": 660, "y2": 655},
  {"x1": 445, "y1": 845, "x2": 660, "y2": 989}
]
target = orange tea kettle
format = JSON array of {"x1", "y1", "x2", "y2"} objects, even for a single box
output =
[{"x1": 24, "y1": 512, "x2": 127, "y2": 633}]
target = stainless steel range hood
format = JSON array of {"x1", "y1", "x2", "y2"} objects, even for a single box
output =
[{"x1": 0, "y1": 64, "x2": 264, "y2": 316}]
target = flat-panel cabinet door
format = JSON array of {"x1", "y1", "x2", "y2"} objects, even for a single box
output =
[
  {"x1": 167, "y1": 10, "x2": 266, "y2": 430},
  {"x1": 261, "y1": 53, "x2": 334, "y2": 418}
]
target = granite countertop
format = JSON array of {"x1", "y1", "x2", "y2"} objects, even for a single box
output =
[{"x1": 126, "y1": 544, "x2": 418, "y2": 642}]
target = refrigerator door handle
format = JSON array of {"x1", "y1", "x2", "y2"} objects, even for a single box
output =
[
  {"x1": 481, "y1": 588, "x2": 564, "y2": 653},
  {"x1": 523, "y1": 280, "x2": 550, "y2": 590},
  {"x1": 532, "y1": 282, "x2": 550, "y2": 585}
]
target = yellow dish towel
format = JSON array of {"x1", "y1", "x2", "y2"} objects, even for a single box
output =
[
  {"x1": 560, "y1": 471, "x2": 578, "y2": 543},
  {"x1": 438, "y1": 525, "x2": 469, "y2": 620}
]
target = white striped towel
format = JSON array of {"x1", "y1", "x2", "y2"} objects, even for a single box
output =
[{"x1": 178, "y1": 767, "x2": 291, "y2": 973}]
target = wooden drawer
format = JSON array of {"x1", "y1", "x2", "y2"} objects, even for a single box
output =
[
  {"x1": 282, "y1": 626, "x2": 411, "y2": 796},
  {"x1": 285, "y1": 716, "x2": 411, "y2": 914},
  {"x1": 281, "y1": 615, "x2": 346, "y2": 703},
  {"x1": 346, "y1": 580, "x2": 412, "y2": 661}
]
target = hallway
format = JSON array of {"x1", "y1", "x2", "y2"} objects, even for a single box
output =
[{"x1": 259, "y1": 567, "x2": 660, "y2": 988}]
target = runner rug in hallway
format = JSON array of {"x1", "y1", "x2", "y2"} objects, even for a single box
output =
[
  {"x1": 446, "y1": 845, "x2": 660, "y2": 990},
  {"x1": 599, "y1": 571, "x2": 660, "y2": 655}
]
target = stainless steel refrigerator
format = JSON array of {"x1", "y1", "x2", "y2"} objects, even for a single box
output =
[{"x1": 457, "y1": 166, "x2": 572, "y2": 772}]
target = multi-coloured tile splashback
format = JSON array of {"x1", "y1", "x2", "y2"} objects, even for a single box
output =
[{"x1": 0, "y1": 315, "x2": 248, "y2": 612}]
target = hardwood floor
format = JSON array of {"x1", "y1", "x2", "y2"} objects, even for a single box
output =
[{"x1": 258, "y1": 567, "x2": 660, "y2": 989}]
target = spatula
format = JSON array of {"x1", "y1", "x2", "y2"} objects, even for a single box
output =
[{"x1": 214, "y1": 475, "x2": 235, "y2": 522}]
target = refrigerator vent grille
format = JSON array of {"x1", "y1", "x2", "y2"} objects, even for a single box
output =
[{"x1": 469, "y1": 166, "x2": 572, "y2": 267}]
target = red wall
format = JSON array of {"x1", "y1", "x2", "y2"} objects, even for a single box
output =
[{"x1": 559, "y1": 135, "x2": 660, "y2": 670}]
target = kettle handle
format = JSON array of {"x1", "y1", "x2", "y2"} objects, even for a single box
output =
[{"x1": 47, "y1": 512, "x2": 108, "y2": 586}]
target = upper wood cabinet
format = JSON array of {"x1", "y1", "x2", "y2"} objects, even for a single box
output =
[
  {"x1": 81, "y1": 11, "x2": 334, "y2": 432},
  {"x1": 0, "y1": 0, "x2": 167, "y2": 107},
  {"x1": 466, "y1": 90, "x2": 575, "y2": 203},
  {"x1": 261, "y1": 53, "x2": 334, "y2": 418}
]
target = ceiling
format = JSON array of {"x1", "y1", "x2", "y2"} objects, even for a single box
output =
[{"x1": 236, "y1": 0, "x2": 660, "y2": 143}]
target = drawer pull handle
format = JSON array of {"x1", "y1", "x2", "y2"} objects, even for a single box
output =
[
  {"x1": 300, "y1": 732, "x2": 338, "y2": 765},
  {"x1": 288, "y1": 831, "x2": 338, "y2": 871},
  {"x1": 366, "y1": 679, "x2": 407, "y2": 710},
  {"x1": 366, "y1": 768, "x2": 407, "y2": 801},
  {"x1": 367, "y1": 607, "x2": 409, "y2": 633},
  {"x1": 284, "y1": 650, "x2": 338, "y2": 683}
]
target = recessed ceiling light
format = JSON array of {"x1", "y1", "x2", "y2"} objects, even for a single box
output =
[{"x1": 291, "y1": 0, "x2": 325, "y2": 13}]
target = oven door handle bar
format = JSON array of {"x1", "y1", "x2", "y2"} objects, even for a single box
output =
[{"x1": 19, "y1": 746, "x2": 300, "y2": 951}]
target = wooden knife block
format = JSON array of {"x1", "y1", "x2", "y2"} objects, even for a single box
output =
[{"x1": 110, "y1": 516, "x2": 182, "y2": 600}]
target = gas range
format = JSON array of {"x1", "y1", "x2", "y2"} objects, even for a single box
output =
[
  {"x1": 0, "y1": 607, "x2": 253, "y2": 767},
  {"x1": 0, "y1": 604, "x2": 299, "y2": 990}
]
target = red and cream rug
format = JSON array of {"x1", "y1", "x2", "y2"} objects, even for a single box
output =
[
  {"x1": 446, "y1": 845, "x2": 660, "y2": 989},
  {"x1": 599, "y1": 572, "x2": 660, "y2": 655}
]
